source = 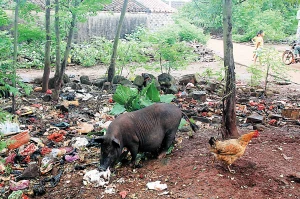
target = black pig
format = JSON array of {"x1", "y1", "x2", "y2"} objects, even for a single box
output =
[{"x1": 95, "y1": 103, "x2": 198, "y2": 171}]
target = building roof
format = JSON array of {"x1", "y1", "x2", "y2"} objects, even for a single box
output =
[
  {"x1": 103, "y1": 0, "x2": 148, "y2": 13},
  {"x1": 103, "y1": 0, "x2": 176, "y2": 13},
  {"x1": 135, "y1": 0, "x2": 176, "y2": 13},
  {"x1": 162, "y1": 0, "x2": 189, "y2": 9}
]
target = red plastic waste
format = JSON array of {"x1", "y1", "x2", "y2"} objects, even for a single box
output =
[{"x1": 7, "y1": 131, "x2": 30, "y2": 150}]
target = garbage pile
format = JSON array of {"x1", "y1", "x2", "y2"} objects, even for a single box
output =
[{"x1": 0, "y1": 72, "x2": 299, "y2": 198}]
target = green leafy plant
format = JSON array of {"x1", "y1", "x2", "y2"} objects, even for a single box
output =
[
  {"x1": 110, "y1": 81, "x2": 175, "y2": 115},
  {"x1": 259, "y1": 47, "x2": 290, "y2": 92},
  {"x1": 247, "y1": 64, "x2": 264, "y2": 87},
  {"x1": 201, "y1": 67, "x2": 225, "y2": 81}
]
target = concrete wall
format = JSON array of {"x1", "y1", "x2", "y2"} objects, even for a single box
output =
[
  {"x1": 75, "y1": 11, "x2": 175, "y2": 43},
  {"x1": 75, "y1": 12, "x2": 147, "y2": 42},
  {"x1": 146, "y1": 12, "x2": 174, "y2": 32}
]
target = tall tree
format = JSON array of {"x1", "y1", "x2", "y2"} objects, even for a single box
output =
[
  {"x1": 53, "y1": 0, "x2": 79, "y2": 101},
  {"x1": 42, "y1": 0, "x2": 51, "y2": 92},
  {"x1": 221, "y1": 0, "x2": 239, "y2": 139},
  {"x1": 12, "y1": 0, "x2": 20, "y2": 113},
  {"x1": 54, "y1": 0, "x2": 61, "y2": 81},
  {"x1": 51, "y1": 0, "x2": 111, "y2": 100},
  {"x1": 107, "y1": 0, "x2": 129, "y2": 83}
]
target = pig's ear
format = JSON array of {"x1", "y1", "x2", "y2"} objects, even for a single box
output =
[
  {"x1": 112, "y1": 137, "x2": 120, "y2": 148},
  {"x1": 93, "y1": 136, "x2": 105, "y2": 143}
]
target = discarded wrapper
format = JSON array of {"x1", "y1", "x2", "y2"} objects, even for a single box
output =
[
  {"x1": 83, "y1": 168, "x2": 111, "y2": 187},
  {"x1": 146, "y1": 181, "x2": 167, "y2": 191}
]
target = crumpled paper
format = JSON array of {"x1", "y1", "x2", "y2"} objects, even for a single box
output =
[
  {"x1": 83, "y1": 168, "x2": 111, "y2": 187},
  {"x1": 146, "y1": 181, "x2": 167, "y2": 191}
]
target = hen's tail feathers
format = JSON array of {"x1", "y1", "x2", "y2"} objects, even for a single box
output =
[
  {"x1": 182, "y1": 112, "x2": 199, "y2": 133},
  {"x1": 208, "y1": 137, "x2": 217, "y2": 147}
]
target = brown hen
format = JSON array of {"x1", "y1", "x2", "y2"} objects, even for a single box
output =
[{"x1": 208, "y1": 130, "x2": 259, "y2": 173}]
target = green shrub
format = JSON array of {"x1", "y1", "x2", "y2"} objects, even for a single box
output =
[
  {"x1": 110, "y1": 81, "x2": 175, "y2": 114},
  {"x1": 176, "y1": 19, "x2": 209, "y2": 44},
  {"x1": 18, "y1": 24, "x2": 45, "y2": 43}
]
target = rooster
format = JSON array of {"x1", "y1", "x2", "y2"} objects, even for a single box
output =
[{"x1": 208, "y1": 130, "x2": 259, "y2": 173}]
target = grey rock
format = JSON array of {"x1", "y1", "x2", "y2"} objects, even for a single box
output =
[
  {"x1": 268, "y1": 114, "x2": 282, "y2": 119},
  {"x1": 212, "y1": 116, "x2": 222, "y2": 124},
  {"x1": 178, "y1": 74, "x2": 196, "y2": 85},
  {"x1": 192, "y1": 116, "x2": 211, "y2": 123},
  {"x1": 192, "y1": 91, "x2": 206, "y2": 102},
  {"x1": 93, "y1": 78, "x2": 107, "y2": 88},
  {"x1": 158, "y1": 73, "x2": 176, "y2": 87},
  {"x1": 133, "y1": 75, "x2": 144, "y2": 87},
  {"x1": 113, "y1": 75, "x2": 126, "y2": 84},
  {"x1": 246, "y1": 114, "x2": 266, "y2": 124},
  {"x1": 120, "y1": 79, "x2": 132, "y2": 86},
  {"x1": 80, "y1": 75, "x2": 91, "y2": 85}
]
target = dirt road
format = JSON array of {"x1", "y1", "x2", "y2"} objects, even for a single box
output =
[{"x1": 207, "y1": 39, "x2": 300, "y2": 84}]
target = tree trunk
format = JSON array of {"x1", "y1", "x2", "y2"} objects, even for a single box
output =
[
  {"x1": 107, "y1": 0, "x2": 129, "y2": 83},
  {"x1": 12, "y1": 0, "x2": 19, "y2": 113},
  {"x1": 42, "y1": 0, "x2": 51, "y2": 92},
  {"x1": 54, "y1": 0, "x2": 61, "y2": 79},
  {"x1": 53, "y1": 0, "x2": 78, "y2": 101},
  {"x1": 221, "y1": 0, "x2": 239, "y2": 139}
]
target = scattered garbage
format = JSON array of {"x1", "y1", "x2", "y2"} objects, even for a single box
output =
[
  {"x1": 119, "y1": 190, "x2": 128, "y2": 199},
  {"x1": 7, "y1": 131, "x2": 30, "y2": 150},
  {"x1": 83, "y1": 168, "x2": 111, "y2": 187},
  {"x1": 0, "y1": 71, "x2": 299, "y2": 198},
  {"x1": 8, "y1": 190, "x2": 23, "y2": 199},
  {"x1": 16, "y1": 162, "x2": 40, "y2": 180},
  {"x1": 10, "y1": 180, "x2": 30, "y2": 191},
  {"x1": 146, "y1": 181, "x2": 168, "y2": 191},
  {"x1": 76, "y1": 122, "x2": 94, "y2": 134},
  {"x1": 0, "y1": 121, "x2": 21, "y2": 135},
  {"x1": 72, "y1": 137, "x2": 89, "y2": 149}
]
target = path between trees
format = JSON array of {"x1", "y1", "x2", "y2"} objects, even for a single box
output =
[
  {"x1": 17, "y1": 38, "x2": 300, "y2": 86},
  {"x1": 207, "y1": 38, "x2": 300, "y2": 85}
]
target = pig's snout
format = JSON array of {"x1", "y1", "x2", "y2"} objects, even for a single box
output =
[
  {"x1": 98, "y1": 165, "x2": 107, "y2": 171},
  {"x1": 99, "y1": 157, "x2": 113, "y2": 171}
]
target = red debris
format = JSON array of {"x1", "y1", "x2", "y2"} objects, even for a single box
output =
[
  {"x1": 119, "y1": 191, "x2": 128, "y2": 199},
  {"x1": 23, "y1": 155, "x2": 31, "y2": 163},
  {"x1": 201, "y1": 112, "x2": 207, "y2": 117},
  {"x1": 5, "y1": 153, "x2": 16, "y2": 165},
  {"x1": 46, "y1": 89, "x2": 52, "y2": 94},
  {"x1": 47, "y1": 130, "x2": 67, "y2": 142},
  {"x1": 41, "y1": 147, "x2": 52, "y2": 155},
  {"x1": 257, "y1": 104, "x2": 265, "y2": 111},
  {"x1": 20, "y1": 143, "x2": 38, "y2": 156},
  {"x1": 108, "y1": 98, "x2": 114, "y2": 103},
  {"x1": 250, "y1": 102, "x2": 258, "y2": 106},
  {"x1": 31, "y1": 104, "x2": 42, "y2": 108},
  {"x1": 268, "y1": 119, "x2": 277, "y2": 126}
]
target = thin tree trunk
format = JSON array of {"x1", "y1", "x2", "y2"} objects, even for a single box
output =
[
  {"x1": 54, "y1": 0, "x2": 61, "y2": 78},
  {"x1": 12, "y1": 0, "x2": 19, "y2": 113},
  {"x1": 221, "y1": 0, "x2": 239, "y2": 139},
  {"x1": 107, "y1": 0, "x2": 129, "y2": 83},
  {"x1": 42, "y1": 0, "x2": 51, "y2": 92},
  {"x1": 53, "y1": 0, "x2": 78, "y2": 101}
]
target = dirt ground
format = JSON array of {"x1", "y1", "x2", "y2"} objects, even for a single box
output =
[
  {"x1": 4, "y1": 40, "x2": 300, "y2": 199},
  {"x1": 17, "y1": 66, "x2": 299, "y2": 199},
  {"x1": 41, "y1": 125, "x2": 300, "y2": 199}
]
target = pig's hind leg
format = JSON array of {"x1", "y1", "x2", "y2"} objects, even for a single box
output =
[{"x1": 158, "y1": 129, "x2": 176, "y2": 159}]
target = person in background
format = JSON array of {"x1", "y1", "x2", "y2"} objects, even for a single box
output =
[
  {"x1": 294, "y1": 41, "x2": 300, "y2": 58},
  {"x1": 253, "y1": 30, "x2": 264, "y2": 65},
  {"x1": 251, "y1": 34, "x2": 258, "y2": 60}
]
